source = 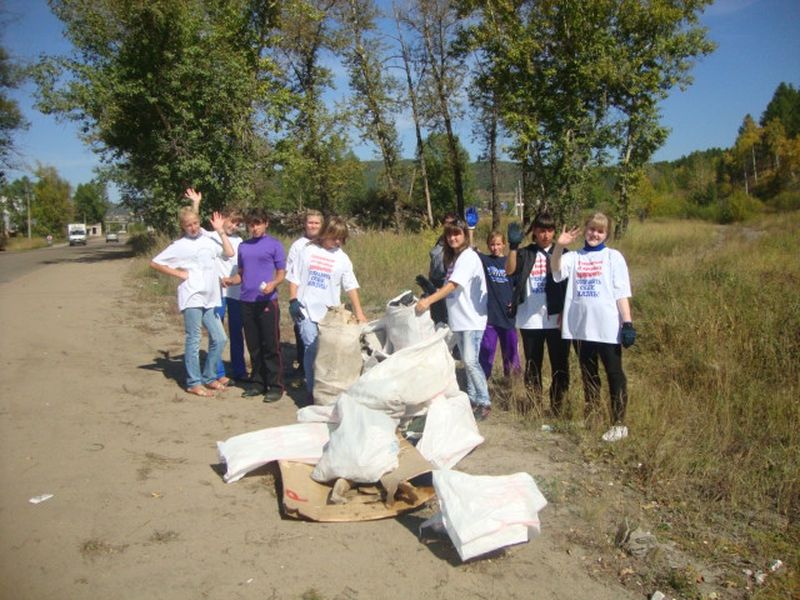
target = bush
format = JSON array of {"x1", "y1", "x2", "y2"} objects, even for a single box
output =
[
  {"x1": 715, "y1": 190, "x2": 763, "y2": 223},
  {"x1": 769, "y1": 190, "x2": 800, "y2": 211}
]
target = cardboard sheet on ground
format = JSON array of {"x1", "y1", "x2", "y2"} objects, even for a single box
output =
[{"x1": 279, "y1": 437, "x2": 435, "y2": 522}]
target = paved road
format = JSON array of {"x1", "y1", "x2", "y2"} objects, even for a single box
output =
[{"x1": 0, "y1": 237, "x2": 132, "y2": 284}]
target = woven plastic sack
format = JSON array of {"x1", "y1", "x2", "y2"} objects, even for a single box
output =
[
  {"x1": 416, "y1": 393, "x2": 484, "y2": 469},
  {"x1": 344, "y1": 327, "x2": 459, "y2": 418},
  {"x1": 424, "y1": 470, "x2": 548, "y2": 561},
  {"x1": 314, "y1": 306, "x2": 364, "y2": 406},
  {"x1": 217, "y1": 423, "x2": 330, "y2": 483},
  {"x1": 311, "y1": 395, "x2": 400, "y2": 484}
]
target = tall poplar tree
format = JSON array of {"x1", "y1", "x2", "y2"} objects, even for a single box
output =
[
  {"x1": 35, "y1": 0, "x2": 285, "y2": 229},
  {"x1": 335, "y1": 0, "x2": 403, "y2": 230}
]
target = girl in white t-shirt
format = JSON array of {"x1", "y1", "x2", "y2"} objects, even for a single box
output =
[
  {"x1": 551, "y1": 213, "x2": 637, "y2": 441},
  {"x1": 287, "y1": 217, "x2": 367, "y2": 398},
  {"x1": 150, "y1": 207, "x2": 234, "y2": 397},
  {"x1": 416, "y1": 219, "x2": 490, "y2": 420}
]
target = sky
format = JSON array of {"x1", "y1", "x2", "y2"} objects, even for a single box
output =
[{"x1": 2, "y1": 0, "x2": 799, "y2": 196}]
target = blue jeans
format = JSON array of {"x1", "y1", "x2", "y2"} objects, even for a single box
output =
[
  {"x1": 457, "y1": 330, "x2": 491, "y2": 408},
  {"x1": 215, "y1": 298, "x2": 246, "y2": 379},
  {"x1": 183, "y1": 306, "x2": 227, "y2": 388},
  {"x1": 298, "y1": 318, "x2": 320, "y2": 395}
]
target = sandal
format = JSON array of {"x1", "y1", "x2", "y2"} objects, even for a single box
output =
[
  {"x1": 217, "y1": 376, "x2": 231, "y2": 386},
  {"x1": 187, "y1": 386, "x2": 214, "y2": 397},
  {"x1": 205, "y1": 380, "x2": 227, "y2": 391}
]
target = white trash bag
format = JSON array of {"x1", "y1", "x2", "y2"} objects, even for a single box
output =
[
  {"x1": 311, "y1": 395, "x2": 400, "y2": 484},
  {"x1": 417, "y1": 393, "x2": 484, "y2": 469},
  {"x1": 421, "y1": 470, "x2": 548, "y2": 561},
  {"x1": 362, "y1": 290, "x2": 437, "y2": 354},
  {"x1": 216, "y1": 423, "x2": 330, "y2": 483},
  {"x1": 346, "y1": 327, "x2": 459, "y2": 418}
]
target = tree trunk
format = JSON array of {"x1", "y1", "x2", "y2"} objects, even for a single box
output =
[{"x1": 489, "y1": 97, "x2": 499, "y2": 231}]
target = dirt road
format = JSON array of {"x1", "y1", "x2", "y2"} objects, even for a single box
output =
[{"x1": 0, "y1": 245, "x2": 640, "y2": 599}]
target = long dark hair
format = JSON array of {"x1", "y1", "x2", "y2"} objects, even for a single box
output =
[{"x1": 443, "y1": 219, "x2": 470, "y2": 269}]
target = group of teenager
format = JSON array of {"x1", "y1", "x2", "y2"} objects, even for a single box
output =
[
  {"x1": 148, "y1": 189, "x2": 635, "y2": 440},
  {"x1": 416, "y1": 211, "x2": 636, "y2": 441},
  {"x1": 149, "y1": 189, "x2": 365, "y2": 404}
]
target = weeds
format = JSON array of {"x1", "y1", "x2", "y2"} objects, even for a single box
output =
[{"x1": 131, "y1": 212, "x2": 800, "y2": 586}]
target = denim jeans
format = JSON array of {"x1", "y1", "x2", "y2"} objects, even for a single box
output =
[
  {"x1": 215, "y1": 298, "x2": 246, "y2": 379},
  {"x1": 183, "y1": 306, "x2": 227, "y2": 388},
  {"x1": 298, "y1": 318, "x2": 320, "y2": 395},
  {"x1": 457, "y1": 329, "x2": 490, "y2": 408}
]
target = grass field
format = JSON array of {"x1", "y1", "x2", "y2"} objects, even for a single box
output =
[{"x1": 136, "y1": 212, "x2": 799, "y2": 596}]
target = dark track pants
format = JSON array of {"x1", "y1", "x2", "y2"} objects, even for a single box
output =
[
  {"x1": 575, "y1": 340, "x2": 627, "y2": 423},
  {"x1": 241, "y1": 299, "x2": 283, "y2": 392}
]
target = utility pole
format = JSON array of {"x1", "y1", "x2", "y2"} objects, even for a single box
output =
[{"x1": 26, "y1": 180, "x2": 32, "y2": 240}]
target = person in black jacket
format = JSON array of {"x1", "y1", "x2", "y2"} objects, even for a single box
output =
[{"x1": 505, "y1": 212, "x2": 570, "y2": 416}]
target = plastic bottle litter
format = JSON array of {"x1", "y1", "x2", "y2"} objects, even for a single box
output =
[
  {"x1": 541, "y1": 424, "x2": 553, "y2": 432},
  {"x1": 29, "y1": 494, "x2": 54, "y2": 504},
  {"x1": 769, "y1": 559, "x2": 783, "y2": 572},
  {"x1": 651, "y1": 591, "x2": 666, "y2": 600}
]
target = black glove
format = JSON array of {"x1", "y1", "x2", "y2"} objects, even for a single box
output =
[
  {"x1": 507, "y1": 222, "x2": 524, "y2": 250},
  {"x1": 289, "y1": 299, "x2": 304, "y2": 323},
  {"x1": 415, "y1": 274, "x2": 437, "y2": 297},
  {"x1": 621, "y1": 322, "x2": 636, "y2": 348}
]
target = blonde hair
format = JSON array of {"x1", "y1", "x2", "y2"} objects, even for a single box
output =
[
  {"x1": 585, "y1": 212, "x2": 611, "y2": 234},
  {"x1": 179, "y1": 207, "x2": 199, "y2": 225},
  {"x1": 305, "y1": 209, "x2": 324, "y2": 222},
  {"x1": 317, "y1": 216, "x2": 349, "y2": 245}
]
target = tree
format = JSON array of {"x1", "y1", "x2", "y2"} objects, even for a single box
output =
[
  {"x1": 459, "y1": 0, "x2": 714, "y2": 232},
  {"x1": 604, "y1": 0, "x2": 714, "y2": 235},
  {"x1": 34, "y1": 0, "x2": 285, "y2": 230},
  {"x1": 31, "y1": 165, "x2": 72, "y2": 236},
  {"x1": 0, "y1": 42, "x2": 28, "y2": 183},
  {"x1": 402, "y1": 0, "x2": 468, "y2": 218},
  {"x1": 730, "y1": 114, "x2": 763, "y2": 194},
  {"x1": 73, "y1": 179, "x2": 109, "y2": 224},
  {"x1": 421, "y1": 131, "x2": 473, "y2": 219},
  {"x1": 392, "y1": 1, "x2": 433, "y2": 226},
  {"x1": 272, "y1": 0, "x2": 356, "y2": 212},
  {"x1": 335, "y1": 0, "x2": 404, "y2": 230},
  {"x1": 760, "y1": 82, "x2": 800, "y2": 138},
  {"x1": 1, "y1": 175, "x2": 32, "y2": 233}
]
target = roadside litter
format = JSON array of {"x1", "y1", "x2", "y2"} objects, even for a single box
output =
[
  {"x1": 216, "y1": 290, "x2": 548, "y2": 561},
  {"x1": 28, "y1": 493, "x2": 54, "y2": 504}
]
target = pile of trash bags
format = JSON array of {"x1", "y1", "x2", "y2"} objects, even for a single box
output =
[{"x1": 217, "y1": 290, "x2": 547, "y2": 562}]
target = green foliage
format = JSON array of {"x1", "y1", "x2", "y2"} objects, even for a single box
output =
[
  {"x1": 460, "y1": 0, "x2": 714, "y2": 232},
  {"x1": 1, "y1": 175, "x2": 32, "y2": 232},
  {"x1": 32, "y1": 165, "x2": 72, "y2": 236},
  {"x1": 760, "y1": 82, "x2": 800, "y2": 137},
  {"x1": 335, "y1": 0, "x2": 403, "y2": 229},
  {"x1": 715, "y1": 190, "x2": 763, "y2": 224},
  {"x1": 416, "y1": 132, "x2": 474, "y2": 221},
  {"x1": 35, "y1": 0, "x2": 286, "y2": 229},
  {"x1": 0, "y1": 42, "x2": 27, "y2": 180},
  {"x1": 73, "y1": 179, "x2": 109, "y2": 224}
]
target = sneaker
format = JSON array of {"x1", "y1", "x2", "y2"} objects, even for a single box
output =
[
  {"x1": 602, "y1": 425, "x2": 629, "y2": 442},
  {"x1": 473, "y1": 405, "x2": 491, "y2": 422},
  {"x1": 263, "y1": 388, "x2": 283, "y2": 403}
]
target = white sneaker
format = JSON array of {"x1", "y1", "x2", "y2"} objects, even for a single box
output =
[{"x1": 602, "y1": 425, "x2": 629, "y2": 442}]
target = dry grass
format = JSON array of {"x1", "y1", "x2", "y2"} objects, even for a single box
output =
[{"x1": 132, "y1": 213, "x2": 800, "y2": 590}]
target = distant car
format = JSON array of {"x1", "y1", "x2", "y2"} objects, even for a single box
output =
[{"x1": 106, "y1": 232, "x2": 120, "y2": 243}]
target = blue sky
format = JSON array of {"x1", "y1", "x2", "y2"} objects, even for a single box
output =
[{"x1": 2, "y1": 0, "x2": 799, "y2": 195}]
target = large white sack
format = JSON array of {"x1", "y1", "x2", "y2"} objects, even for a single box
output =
[
  {"x1": 346, "y1": 327, "x2": 459, "y2": 418},
  {"x1": 311, "y1": 395, "x2": 400, "y2": 484},
  {"x1": 217, "y1": 423, "x2": 330, "y2": 483},
  {"x1": 296, "y1": 404, "x2": 338, "y2": 423},
  {"x1": 417, "y1": 393, "x2": 484, "y2": 469},
  {"x1": 427, "y1": 470, "x2": 548, "y2": 562},
  {"x1": 314, "y1": 306, "x2": 364, "y2": 406},
  {"x1": 362, "y1": 290, "x2": 436, "y2": 354}
]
